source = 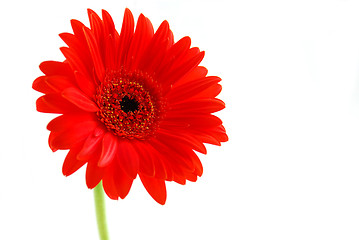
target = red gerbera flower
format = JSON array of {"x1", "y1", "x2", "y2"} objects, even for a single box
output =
[{"x1": 33, "y1": 8, "x2": 228, "y2": 204}]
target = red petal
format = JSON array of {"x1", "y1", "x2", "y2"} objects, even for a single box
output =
[
  {"x1": 190, "y1": 151, "x2": 203, "y2": 177},
  {"x1": 98, "y1": 132, "x2": 118, "y2": 167},
  {"x1": 149, "y1": 139, "x2": 187, "y2": 181},
  {"x1": 102, "y1": 9, "x2": 116, "y2": 36},
  {"x1": 145, "y1": 141, "x2": 168, "y2": 179},
  {"x1": 59, "y1": 32, "x2": 91, "y2": 66},
  {"x1": 83, "y1": 27, "x2": 105, "y2": 82},
  {"x1": 139, "y1": 174, "x2": 167, "y2": 205},
  {"x1": 73, "y1": 71, "x2": 96, "y2": 97},
  {"x1": 185, "y1": 172, "x2": 198, "y2": 182},
  {"x1": 77, "y1": 127, "x2": 105, "y2": 160},
  {"x1": 86, "y1": 149, "x2": 105, "y2": 189},
  {"x1": 71, "y1": 19, "x2": 87, "y2": 43},
  {"x1": 211, "y1": 125, "x2": 229, "y2": 142},
  {"x1": 194, "y1": 125, "x2": 228, "y2": 144},
  {"x1": 88, "y1": 9, "x2": 104, "y2": 47},
  {"x1": 117, "y1": 8, "x2": 134, "y2": 67},
  {"x1": 163, "y1": 113, "x2": 223, "y2": 129},
  {"x1": 193, "y1": 84, "x2": 222, "y2": 100},
  {"x1": 44, "y1": 75, "x2": 75, "y2": 92},
  {"x1": 102, "y1": 169, "x2": 119, "y2": 200},
  {"x1": 47, "y1": 113, "x2": 95, "y2": 132},
  {"x1": 157, "y1": 129, "x2": 207, "y2": 155},
  {"x1": 173, "y1": 173, "x2": 186, "y2": 185},
  {"x1": 160, "y1": 51, "x2": 205, "y2": 87},
  {"x1": 101, "y1": 162, "x2": 135, "y2": 200},
  {"x1": 113, "y1": 162, "x2": 134, "y2": 199},
  {"x1": 62, "y1": 143, "x2": 87, "y2": 176},
  {"x1": 132, "y1": 141, "x2": 155, "y2": 177},
  {"x1": 39, "y1": 61, "x2": 72, "y2": 76},
  {"x1": 156, "y1": 36, "x2": 191, "y2": 77},
  {"x1": 62, "y1": 87, "x2": 99, "y2": 112},
  {"x1": 125, "y1": 14, "x2": 154, "y2": 70},
  {"x1": 103, "y1": 33, "x2": 117, "y2": 69},
  {"x1": 33, "y1": 76, "x2": 54, "y2": 94},
  {"x1": 116, "y1": 140, "x2": 139, "y2": 179},
  {"x1": 49, "y1": 120, "x2": 98, "y2": 150},
  {"x1": 60, "y1": 47, "x2": 90, "y2": 78},
  {"x1": 36, "y1": 94, "x2": 80, "y2": 114},
  {"x1": 169, "y1": 98, "x2": 225, "y2": 114},
  {"x1": 150, "y1": 137, "x2": 196, "y2": 173},
  {"x1": 155, "y1": 158, "x2": 170, "y2": 180},
  {"x1": 59, "y1": 32, "x2": 79, "y2": 48},
  {"x1": 168, "y1": 76, "x2": 221, "y2": 103},
  {"x1": 174, "y1": 66, "x2": 208, "y2": 86},
  {"x1": 138, "y1": 20, "x2": 172, "y2": 74},
  {"x1": 188, "y1": 130, "x2": 222, "y2": 146}
]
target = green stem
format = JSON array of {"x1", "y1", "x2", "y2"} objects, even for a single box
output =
[{"x1": 94, "y1": 181, "x2": 109, "y2": 240}]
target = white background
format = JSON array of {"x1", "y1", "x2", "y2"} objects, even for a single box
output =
[{"x1": 1, "y1": 0, "x2": 359, "y2": 239}]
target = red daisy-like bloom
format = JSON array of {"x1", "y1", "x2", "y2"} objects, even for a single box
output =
[{"x1": 33, "y1": 9, "x2": 228, "y2": 204}]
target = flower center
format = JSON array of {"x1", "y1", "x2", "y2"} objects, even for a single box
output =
[
  {"x1": 95, "y1": 69, "x2": 163, "y2": 139},
  {"x1": 120, "y1": 96, "x2": 139, "y2": 113}
]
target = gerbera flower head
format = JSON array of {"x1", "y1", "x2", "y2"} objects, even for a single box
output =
[{"x1": 33, "y1": 9, "x2": 228, "y2": 204}]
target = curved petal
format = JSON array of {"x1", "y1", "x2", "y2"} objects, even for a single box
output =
[
  {"x1": 148, "y1": 139, "x2": 190, "y2": 179},
  {"x1": 33, "y1": 74, "x2": 75, "y2": 95},
  {"x1": 156, "y1": 129, "x2": 207, "y2": 155},
  {"x1": 102, "y1": 156, "x2": 135, "y2": 200},
  {"x1": 138, "y1": 20, "x2": 172, "y2": 74},
  {"x1": 45, "y1": 75, "x2": 75, "y2": 92},
  {"x1": 142, "y1": 139, "x2": 169, "y2": 180},
  {"x1": 59, "y1": 32, "x2": 92, "y2": 69},
  {"x1": 88, "y1": 9, "x2": 104, "y2": 47},
  {"x1": 167, "y1": 76, "x2": 221, "y2": 103},
  {"x1": 173, "y1": 173, "x2": 186, "y2": 185},
  {"x1": 49, "y1": 120, "x2": 98, "y2": 150},
  {"x1": 193, "y1": 84, "x2": 222, "y2": 100},
  {"x1": 113, "y1": 162, "x2": 134, "y2": 199},
  {"x1": 102, "y1": 10, "x2": 119, "y2": 69},
  {"x1": 39, "y1": 61, "x2": 73, "y2": 76},
  {"x1": 70, "y1": 19, "x2": 87, "y2": 44},
  {"x1": 173, "y1": 66, "x2": 208, "y2": 86},
  {"x1": 73, "y1": 71, "x2": 96, "y2": 97},
  {"x1": 139, "y1": 174, "x2": 166, "y2": 205},
  {"x1": 125, "y1": 13, "x2": 154, "y2": 71},
  {"x1": 47, "y1": 112, "x2": 95, "y2": 132},
  {"x1": 62, "y1": 143, "x2": 87, "y2": 176},
  {"x1": 32, "y1": 76, "x2": 54, "y2": 94},
  {"x1": 186, "y1": 129, "x2": 222, "y2": 146},
  {"x1": 169, "y1": 98, "x2": 225, "y2": 114},
  {"x1": 190, "y1": 150, "x2": 203, "y2": 177},
  {"x1": 102, "y1": 168, "x2": 119, "y2": 200},
  {"x1": 147, "y1": 140, "x2": 169, "y2": 181},
  {"x1": 77, "y1": 127, "x2": 105, "y2": 160},
  {"x1": 98, "y1": 132, "x2": 118, "y2": 167},
  {"x1": 155, "y1": 36, "x2": 191, "y2": 78},
  {"x1": 184, "y1": 172, "x2": 198, "y2": 182},
  {"x1": 159, "y1": 51, "x2": 205, "y2": 87},
  {"x1": 117, "y1": 8, "x2": 134, "y2": 67},
  {"x1": 210, "y1": 125, "x2": 229, "y2": 142},
  {"x1": 162, "y1": 113, "x2": 223, "y2": 129},
  {"x1": 86, "y1": 147, "x2": 105, "y2": 189},
  {"x1": 83, "y1": 27, "x2": 105, "y2": 82},
  {"x1": 102, "y1": 9, "x2": 116, "y2": 36},
  {"x1": 116, "y1": 140, "x2": 139, "y2": 179},
  {"x1": 60, "y1": 47, "x2": 90, "y2": 79},
  {"x1": 36, "y1": 93, "x2": 80, "y2": 114},
  {"x1": 62, "y1": 87, "x2": 99, "y2": 112},
  {"x1": 132, "y1": 141, "x2": 155, "y2": 177}
]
